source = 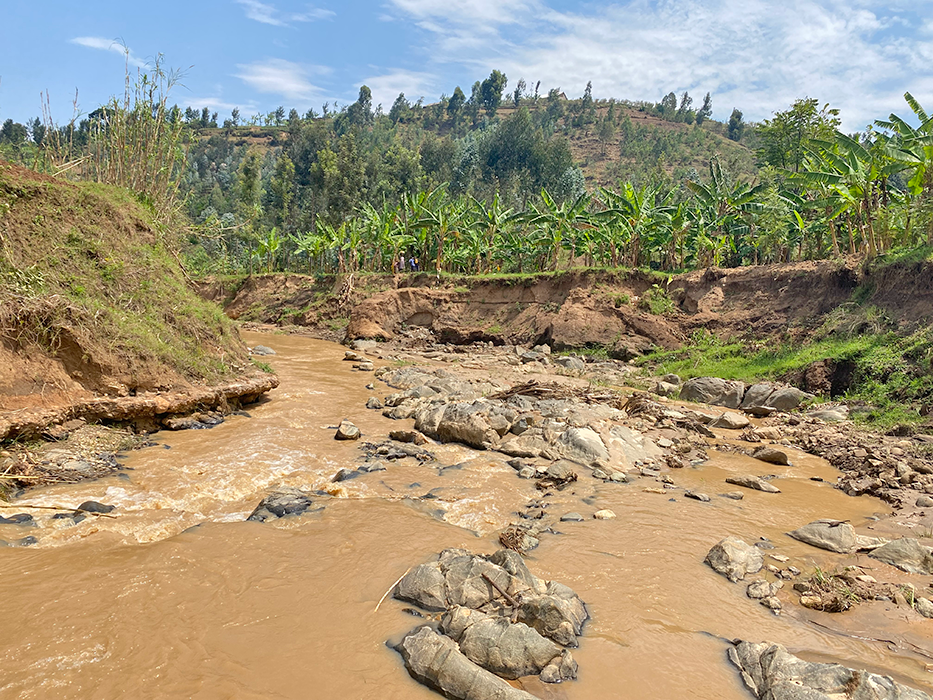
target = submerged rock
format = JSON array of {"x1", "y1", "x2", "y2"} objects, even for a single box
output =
[
  {"x1": 77, "y1": 500, "x2": 115, "y2": 513},
  {"x1": 705, "y1": 536, "x2": 764, "y2": 582},
  {"x1": 726, "y1": 476, "x2": 781, "y2": 493},
  {"x1": 728, "y1": 640, "x2": 932, "y2": 700}
]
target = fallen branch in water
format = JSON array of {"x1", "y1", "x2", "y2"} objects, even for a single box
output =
[{"x1": 375, "y1": 566, "x2": 412, "y2": 613}]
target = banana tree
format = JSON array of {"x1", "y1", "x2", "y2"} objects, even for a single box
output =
[
  {"x1": 685, "y1": 158, "x2": 766, "y2": 267},
  {"x1": 876, "y1": 92, "x2": 933, "y2": 244}
]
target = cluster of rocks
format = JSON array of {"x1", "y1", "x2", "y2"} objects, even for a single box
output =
[
  {"x1": 784, "y1": 422, "x2": 933, "y2": 506},
  {"x1": 392, "y1": 548, "x2": 587, "y2": 699},
  {"x1": 372, "y1": 366, "x2": 705, "y2": 476},
  {"x1": 677, "y1": 376, "x2": 813, "y2": 416},
  {"x1": 0, "y1": 499, "x2": 115, "y2": 547},
  {"x1": 707, "y1": 523, "x2": 933, "y2": 619}
]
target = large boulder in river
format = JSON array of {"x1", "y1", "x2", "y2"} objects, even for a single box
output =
[
  {"x1": 705, "y1": 536, "x2": 764, "y2": 582},
  {"x1": 557, "y1": 427, "x2": 609, "y2": 465},
  {"x1": 435, "y1": 402, "x2": 500, "y2": 450},
  {"x1": 247, "y1": 488, "x2": 316, "y2": 522},
  {"x1": 768, "y1": 387, "x2": 813, "y2": 411},
  {"x1": 787, "y1": 520, "x2": 856, "y2": 554},
  {"x1": 869, "y1": 538, "x2": 933, "y2": 575},
  {"x1": 680, "y1": 377, "x2": 745, "y2": 408},
  {"x1": 395, "y1": 626, "x2": 539, "y2": 700},
  {"x1": 729, "y1": 640, "x2": 932, "y2": 700},
  {"x1": 740, "y1": 383, "x2": 777, "y2": 409},
  {"x1": 440, "y1": 606, "x2": 576, "y2": 682}
]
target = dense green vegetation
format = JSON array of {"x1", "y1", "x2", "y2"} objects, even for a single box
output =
[{"x1": 7, "y1": 64, "x2": 929, "y2": 278}]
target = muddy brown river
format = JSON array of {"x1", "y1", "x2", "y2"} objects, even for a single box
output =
[{"x1": 1, "y1": 333, "x2": 931, "y2": 699}]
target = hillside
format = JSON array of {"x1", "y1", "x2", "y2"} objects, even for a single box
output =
[{"x1": 0, "y1": 161, "x2": 275, "y2": 439}]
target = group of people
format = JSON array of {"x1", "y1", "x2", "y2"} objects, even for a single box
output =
[{"x1": 394, "y1": 255, "x2": 421, "y2": 273}]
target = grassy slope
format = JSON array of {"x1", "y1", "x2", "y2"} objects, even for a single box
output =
[
  {"x1": 0, "y1": 161, "x2": 248, "y2": 397},
  {"x1": 639, "y1": 251, "x2": 933, "y2": 429}
]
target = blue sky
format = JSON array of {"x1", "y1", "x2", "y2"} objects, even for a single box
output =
[{"x1": 1, "y1": 0, "x2": 931, "y2": 130}]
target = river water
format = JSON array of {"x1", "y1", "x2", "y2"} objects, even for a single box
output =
[{"x1": 1, "y1": 333, "x2": 931, "y2": 699}]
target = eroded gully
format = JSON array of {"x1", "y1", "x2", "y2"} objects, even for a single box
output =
[{"x1": 1, "y1": 332, "x2": 930, "y2": 699}]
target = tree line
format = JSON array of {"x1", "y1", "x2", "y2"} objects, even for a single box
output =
[{"x1": 2, "y1": 62, "x2": 930, "y2": 278}]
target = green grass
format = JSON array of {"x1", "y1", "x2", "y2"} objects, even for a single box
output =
[
  {"x1": 0, "y1": 165, "x2": 246, "y2": 385},
  {"x1": 638, "y1": 322, "x2": 933, "y2": 429}
]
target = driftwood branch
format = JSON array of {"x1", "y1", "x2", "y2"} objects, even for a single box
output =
[
  {"x1": 374, "y1": 566, "x2": 412, "y2": 613},
  {"x1": 482, "y1": 572, "x2": 518, "y2": 607}
]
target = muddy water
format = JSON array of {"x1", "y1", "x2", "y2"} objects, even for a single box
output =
[{"x1": 1, "y1": 333, "x2": 931, "y2": 699}]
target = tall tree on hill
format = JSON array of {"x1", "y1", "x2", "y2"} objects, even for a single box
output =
[
  {"x1": 347, "y1": 85, "x2": 374, "y2": 127},
  {"x1": 480, "y1": 70, "x2": 508, "y2": 117},
  {"x1": 513, "y1": 78, "x2": 526, "y2": 109},
  {"x1": 727, "y1": 109, "x2": 745, "y2": 142},
  {"x1": 389, "y1": 93, "x2": 411, "y2": 124},
  {"x1": 448, "y1": 86, "x2": 466, "y2": 125},
  {"x1": 677, "y1": 92, "x2": 693, "y2": 124},
  {"x1": 696, "y1": 92, "x2": 713, "y2": 126},
  {"x1": 546, "y1": 88, "x2": 565, "y2": 124},
  {"x1": 659, "y1": 92, "x2": 677, "y2": 118},
  {"x1": 269, "y1": 153, "x2": 295, "y2": 227},
  {"x1": 757, "y1": 98, "x2": 840, "y2": 172},
  {"x1": 467, "y1": 82, "x2": 482, "y2": 124}
]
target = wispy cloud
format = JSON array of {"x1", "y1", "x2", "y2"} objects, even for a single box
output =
[
  {"x1": 363, "y1": 69, "x2": 437, "y2": 109},
  {"x1": 234, "y1": 58, "x2": 329, "y2": 103},
  {"x1": 183, "y1": 96, "x2": 257, "y2": 113},
  {"x1": 388, "y1": 0, "x2": 933, "y2": 130},
  {"x1": 235, "y1": 0, "x2": 334, "y2": 27},
  {"x1": 69, "y1": 37, "x2": 147, "y2": 68}
]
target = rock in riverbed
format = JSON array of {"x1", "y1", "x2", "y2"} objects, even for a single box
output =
[
  {"x1": 705, "y1": 536, "x2": 764, "y2": 582},
  {"x1": 395, "y1": 626, "x2": 539, "y2": 700},
  {"x1": 729, "y1": 640, "x2": 932, "y2": 700},
  {"x1": 247, "y1": 488, "x2": 316, "y2": 522},
  {"x1": 391, "y1": 548, "x2": 588, "y2": 694},
  {"x1": 726, "y1": 475, "x2": 781, "y2": 493},
  {"x1": 787, "y1": 520, "x2": 857, "y2": 554},
  {"x1": 869, "y1": 537, "x2": 933, "y2": 575},
  {"x1": 752, "y1": 446, "x2": 790, "y2": 465},
  {"x1": 335, "y1": 420, "x2": 361, "y2": 440}
]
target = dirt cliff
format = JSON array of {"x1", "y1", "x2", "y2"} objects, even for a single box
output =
[{"x1": 0, "y1": 162, "x2": 274, "y2": 440}]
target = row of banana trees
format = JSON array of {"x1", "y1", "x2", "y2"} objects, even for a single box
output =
[{"x1": 223, "y1": 94, "x2": 932, "y2": 276}]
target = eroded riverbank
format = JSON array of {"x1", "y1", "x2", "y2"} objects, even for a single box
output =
[{"x1": 1, "y1": 332, "x2": 931, "y2": 699}]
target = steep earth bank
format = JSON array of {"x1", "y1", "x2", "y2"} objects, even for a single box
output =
[
  {"x1": 200, "y1": 258, "x2": 933, "y2": 355},
  {"x1": 0, "y1": 162, "x2": 277, "y2": 483}
]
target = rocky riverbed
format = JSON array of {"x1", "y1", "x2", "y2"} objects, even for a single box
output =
[{"x1": 3, "y1": 329, "x2": 933, "y2": 700}]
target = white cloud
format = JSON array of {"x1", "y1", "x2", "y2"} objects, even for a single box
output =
[
  {"x1": 69, "y1": 37, "x2": 146, "y2": 68},
  {"x1": 235, "y1": 0, "x2": 334, "y2": 27},
  {"x1": 182, "y1": 97, "x2": 257, "y2": 113},
  {"x1": 234, "y1": 58, "x2": 329, "y2": 103},
  {"x1": 388, "y1": 0, "x2": 933, "y2": 131},
  {"x1": 362, "y1": 69, "x2": 437, "y2": 109}
]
